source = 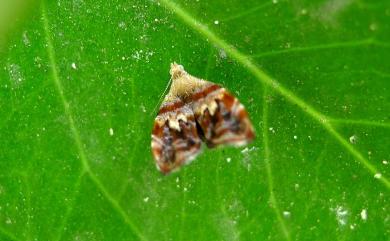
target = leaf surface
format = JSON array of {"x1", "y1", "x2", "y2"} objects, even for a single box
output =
[{"x1": 0, "y1": 0, "x2": 389, "y2": 240}]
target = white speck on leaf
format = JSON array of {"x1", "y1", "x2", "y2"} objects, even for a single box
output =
[
  {"x1": 214, "y1": 20, "x2": 219, "y2": 25},
  {"x1": 5, "y1": 218, "x2": 12, "y2": 225},
  {"x1": 132, "y1": 49, "x2": 154, "y2": 62},
  {"x1": 143, "y1": 197, "x2": 149, "y2": 203},
  {"x1": 226, "y1": 157, "x2": 231, "y2": 163},
  {"x1": 293, "y1": 135, "x2": 298, "y2": 140},
  {"x1": 118, "y1": 21, "x2": 127, "y2": 29},
  {"x1": 140, "y1": 104, "x2": 146, "y2": 113},
  {"x1": 22, "y1": 31, "x2": 30, "y2": 46},
  {"x1": 283, "y1": 211, "x2": 291, "y2": 218},
  {"x1": 369, "y1": 23, "x2": 378, "y2": 31},
  {"x1": 132, "y1": 50, "x2": 141, "y2": 60},
  {"x1": 360, "y1": 209, "x2": 367, "y2": 220},
  {"x1": 374, "y1": 173, "x2": 382, "y2": 179},
  {"x1": 382, "y1": 160, "x2": 388, "y2": 165},
  {"x1": 301, "y1": 9, "x2": 308, "y2": 15},
  {"x1": 219, "y1": 49, "x2": 227, "y2": 59},
  {"x1": 240, "y1": 147, "x2": 258, "y2": 171},
  {"x1": 8, "y1": 64, "x2": 23, "y2": 84},
  {"x1": 109, "y1": 128, "x2": 114, "y2": 136},
  {"x1": 269, "y1": 127, "x2": 275, "y2": 133},
  {"x1": 349, "y1": 135, "x2": 357, "y2": 144},
  {"x1": 332, "y1": 206, "x2": 348, "y2": 226},
  {"x1": 71, "y1": 62, "x2": 77, "y2": 70},
  {"x1": 214, "y1": 215, "x2": 239, "y2": 241},
  {"x1": 34, "y1": 56, "x2": 43, "y2": 68},
  {"x1": 313, "y1": 0, "x2": 353, "y2": 25}
]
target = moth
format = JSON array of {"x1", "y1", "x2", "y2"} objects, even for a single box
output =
[{"x1": 151, "y1": 63, "x2": 255, "y2": 174}]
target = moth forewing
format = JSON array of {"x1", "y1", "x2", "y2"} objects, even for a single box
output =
[
  {"x1": 191, "y1": 85, "x2": 255, "y2": 148},
  {"x1": 151, "y1": 100, "x2": 201, "y2": 174}
]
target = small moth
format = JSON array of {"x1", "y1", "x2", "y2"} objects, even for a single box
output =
[{"x1": 151, "y1": 63, "x2": 255, "y2": 174}]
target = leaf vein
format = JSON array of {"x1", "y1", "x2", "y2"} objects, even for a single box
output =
[
  {"x1": 252, "y1": 38, "x2": 375, "y2": 58},
  {"x1": 330, "y1": 118, "x2": 390, "y2": 128},
  {"x1": 54, "y1": 173, "x2": 84, "y2": 241},
  {"x1": 221, "y1": 1, "x2": 274, "y2": 22},
  {"x1": 262, "y1": 88, "x2": 291, "y2": 240},
  {"x1": 41, "y1": 3, "x2": 148, "y2": 240}
]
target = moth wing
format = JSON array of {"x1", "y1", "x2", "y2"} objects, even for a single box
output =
[
  {"x1": 151, "y1": 100, "x2": 202, "y2": 174},
  {"x1": 193, "y1": 85, "x2": 255, "y2": 148}
]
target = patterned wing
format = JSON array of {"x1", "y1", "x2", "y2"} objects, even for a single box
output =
[
  {"x1": 192, "y1": 85, "x2": 255, "y2": 148},
  {"x1": 151, "y1": 99, "x2": 202, "y2": 174}
]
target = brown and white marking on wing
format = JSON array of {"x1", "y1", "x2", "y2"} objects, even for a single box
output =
[{"x1": 151, "y1": 63, "x2": 255, "y2": 174}]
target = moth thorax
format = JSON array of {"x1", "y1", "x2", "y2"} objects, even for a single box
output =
[
  {"x1": 168, "y1": 62, "x2": 206, "y2": 98},
  {"x1": 170, "y1": 75, "x2": 203, "y2": 99}
]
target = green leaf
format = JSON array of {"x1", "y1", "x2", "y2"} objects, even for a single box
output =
[
  {"x1": 0, "y1": 0, "x2": 37, "y2": 45},
  {"x1": 1, "y1": 0, "x2": 389, "y2": 240}
]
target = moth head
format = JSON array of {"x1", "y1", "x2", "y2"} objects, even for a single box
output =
[{"x1": 170, "y1": 62, "x2": 186, "y2": 79}]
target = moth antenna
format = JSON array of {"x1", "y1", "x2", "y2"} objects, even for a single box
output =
[{"x1": 151, "y1": 77, "x2": 172, "y2": 116}]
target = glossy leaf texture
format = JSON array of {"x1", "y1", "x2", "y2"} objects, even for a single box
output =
[{"x1": 0, "y1": 0, "x2": 389, "y2": 240}]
